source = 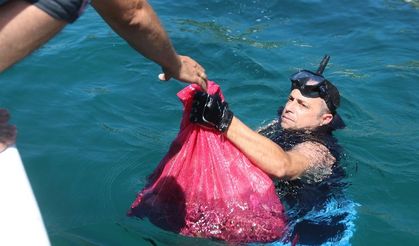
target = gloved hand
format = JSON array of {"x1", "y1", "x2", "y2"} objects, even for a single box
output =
[{"x1": 190, "y1": 91, "x2": 234, "y2": 132}]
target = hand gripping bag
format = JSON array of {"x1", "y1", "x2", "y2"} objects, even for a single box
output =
[{"x1": 128, "y1": 81, "x2": 286, "y2": 243}]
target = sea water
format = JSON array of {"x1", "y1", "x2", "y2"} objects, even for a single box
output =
[{"x1": 1, "y1": 0, "x2": 418, "y2": 245}]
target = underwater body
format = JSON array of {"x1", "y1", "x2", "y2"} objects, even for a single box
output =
[{"x1": 1, "y1": 0, "x2": 419, "y2": 245}]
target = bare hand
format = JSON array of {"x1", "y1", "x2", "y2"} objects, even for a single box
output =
[
  {"x1": 0, "y1": 109, "x2": 17, "y2": 153},
  {"x1": 159, "y1": 55, "x2": 208, "y2": 91}
]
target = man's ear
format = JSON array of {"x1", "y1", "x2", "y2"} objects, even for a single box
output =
[{"x1": 321, "y1": 113, "x2": 333, "y2": 126}]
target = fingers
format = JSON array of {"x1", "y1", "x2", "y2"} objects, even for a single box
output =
[
  {"x1": 190, "y1": 99, "x2": 201, "y2": 123},
  {"x1": 194, "y1": 63, "x2": 208, "y2": 91},
  {"x1": 196, "y1": 65, "x2": 207, "y2": 80},
  {"x1": 197, "y1": 76, "x2": 208, "y2": 92},
  {"x1": 158, "y1": 55, "x2": 209, "y2": 91},
  {"x1": 192, "y1": 67, "x2": 208, "y2": 92},
  {"x1": 0, "y1": 108, "x2": 10, "y2": 124},
  {"x1": 0, "y1": 124, "x2": 17, "y2": 142},
  {"x1": 184, "y1": 56, "x2": 208, "y2": 91},
  {"x1": 159, "y1": 70, "x2": 207, "y2": 92},
  {"x1": 0, "y1": 109, "x2": 17, "y2": 151},
  {"x1": 0, "y1": 124, "x2": 17, "y2": 154},
  {"x1": 190, "y1": 91, "x2": 208, "y2": 123},
  {"x1": 193, "y1": 91, "x2": 209, "y2": 107},
  {"x1": 178, "y1": 55, "x2": 209, "y2": 91}
]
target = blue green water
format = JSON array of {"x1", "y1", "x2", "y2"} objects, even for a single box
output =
[{"x1": 1, "y1": 0, "x2": 419, "y2": 245}]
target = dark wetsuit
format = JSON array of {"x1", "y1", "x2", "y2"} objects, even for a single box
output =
[
  {"x1": 0, "y1": 0, "x2": 88, "y2": 23},
  {"x1": 258, "y1": 110, "x2": 356, "y2": 245}
]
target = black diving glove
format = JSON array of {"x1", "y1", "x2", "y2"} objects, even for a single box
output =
[{"x1": 190, "y1": 91, "x2": 234, "y2": 133}]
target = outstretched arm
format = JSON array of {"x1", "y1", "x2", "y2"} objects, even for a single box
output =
[
  {"x1": 226, "y1": 116, "x2": 311, "y2": 179},
  {"x1": 0, "y1": 0, "x2": 66, "y2": 72},
  {"x1": 190, "y1": 92, "x2": 322, "y2": 180},
  {"x1": 91, "y1": 0, "x2": 207, "y2": 90}
]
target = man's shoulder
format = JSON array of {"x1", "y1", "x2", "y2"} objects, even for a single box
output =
[
  {"x1": 291, "y1": 141, "x2": 335, "y2": 167},
  {"x1": 290, "y1": 141, "x2": 336, "y2": 182},
  {"x1": 293, "y1": 140, "x2": 329, "y2": 151}
]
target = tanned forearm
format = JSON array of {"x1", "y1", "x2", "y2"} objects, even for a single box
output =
[
  {"x1": 0, "y1": 0, "x2": 66, "y2": 72},
  {"x1": 91, "y1": 0, "x2": 181, "y2": 72},
  {"x1": 225, "y1": 117, "x2": 292, "y2": 178}
]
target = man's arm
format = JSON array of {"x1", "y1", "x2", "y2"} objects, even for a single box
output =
[
  {"x1": 0, "y1": 0, "x2": 66, "y2": 72},
  {"x1": 226, "y1": 116, "x2": 312, "y2": 180},
  {"x1": 190, "y1": 91, "x2": 313, "y2": 180},
  {"x1": 190, "y1": 91, "x2": 335, "y2": 180},
  {"x1": 190, "y1": 91, "x2": 336, "y2": 180},
  {"x1": 91, "y1": 0, "x2": 207, "y2": 90}
]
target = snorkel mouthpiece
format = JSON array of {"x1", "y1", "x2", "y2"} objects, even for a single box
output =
[{"x1": 316, "y1": 54, "x2": 330, "y2": 75}]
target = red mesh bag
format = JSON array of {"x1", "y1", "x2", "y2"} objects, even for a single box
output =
[{"x1": 128, "y1": 81, "x2": 286, "y2": 243}]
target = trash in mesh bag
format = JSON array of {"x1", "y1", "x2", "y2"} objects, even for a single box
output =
[{"x1": 128, "y1": 81, "x2": 286, "y2": 243}]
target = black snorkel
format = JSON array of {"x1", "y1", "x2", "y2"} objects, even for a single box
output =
[
  {"x1": 317, "y1": 55, "x2": 345, "y2": 130},
  {"x1": 316, "y1": 55, "x2": 330, "y2": 75}
]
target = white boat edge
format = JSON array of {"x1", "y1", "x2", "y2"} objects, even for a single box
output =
[{"x1": 0, "y1": 146, "x2": 51, "y2": 246}]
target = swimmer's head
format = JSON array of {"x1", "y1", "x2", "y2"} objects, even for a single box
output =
[
  {"x1": 281, "y1": 55, "x2": 343, "y2": 130},
  {"x1": 290, "y1": 55, "x2": 340, "y2": 114}
]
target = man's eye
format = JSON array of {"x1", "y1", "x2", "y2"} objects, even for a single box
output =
[{"x1": 298, "y1": 101, "x2": 308, "y2": 108}]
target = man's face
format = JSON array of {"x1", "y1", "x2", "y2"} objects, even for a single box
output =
[{"x1": 280, "y1": 89, "x2": 332, "y2": 130}]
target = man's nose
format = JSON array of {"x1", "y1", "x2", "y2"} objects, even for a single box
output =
[{"x1": 285, "y1": 100, "x2": 297, "y2": 112}]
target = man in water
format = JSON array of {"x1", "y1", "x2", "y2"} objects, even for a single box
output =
[
  {"x1": 190, "y1": 55, "x2": 352, "y2": 244},
  {"x1": 0, "y1": 0, "x2": 208, "y2": 151}
]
